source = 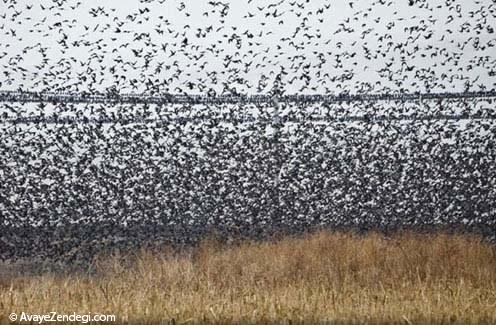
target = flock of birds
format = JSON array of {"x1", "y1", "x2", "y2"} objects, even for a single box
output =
[{"x1": 1, "y1": 0, "x2": 496, "y2": 263}]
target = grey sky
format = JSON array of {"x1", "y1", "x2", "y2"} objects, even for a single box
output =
[{"x1": 1, "y1": 0, "x2": 495, "y2": 94}]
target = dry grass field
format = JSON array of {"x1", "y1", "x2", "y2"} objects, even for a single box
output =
[{"x1": 1, "y1": 231, "x2": 496, "y2": 324}]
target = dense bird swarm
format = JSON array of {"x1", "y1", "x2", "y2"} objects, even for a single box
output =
[{"x1": 0, "y1": 0, "x2": 496, "y2": 262}]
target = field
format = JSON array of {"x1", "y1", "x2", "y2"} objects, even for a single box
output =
[{"x1": 1, "y1": 231, "x2": 496, "y2": 324}]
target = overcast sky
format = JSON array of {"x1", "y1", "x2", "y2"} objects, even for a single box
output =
[{"x1": 1, "y1": 0, "x2": 495, "y2": 95}]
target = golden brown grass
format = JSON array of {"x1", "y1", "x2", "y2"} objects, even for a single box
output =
[{"x1": 1, "y1": 231, "x2": 496, "y2": 324}]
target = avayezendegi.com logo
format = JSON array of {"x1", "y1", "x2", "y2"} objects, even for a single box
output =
[{"x1": 7, "y1": 311, "x2": 116, "y2": 323}]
